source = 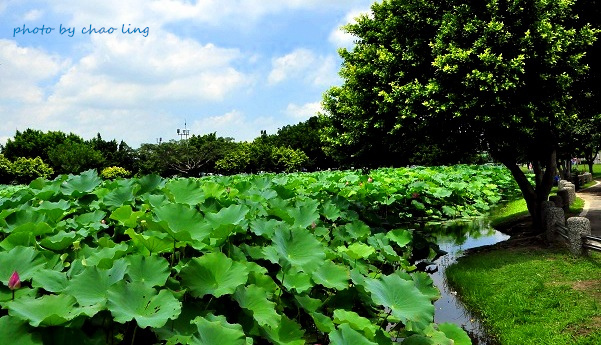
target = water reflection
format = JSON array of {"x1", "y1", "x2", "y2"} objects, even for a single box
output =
[{"x1": 417, "y1": 219, "x2": 509, "y2": 344}]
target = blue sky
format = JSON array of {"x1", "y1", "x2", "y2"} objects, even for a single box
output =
[{"x1": 0, "y1": 0, "x2": 374, "y2": 147}]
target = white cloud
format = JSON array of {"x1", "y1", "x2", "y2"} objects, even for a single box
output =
[
  {"x1": 329, "y1": 8, "x2": 371, "y2": 48},
  {"x1": 268, "y1": 49, "x2": 339, "y2": 87},
  {"x1": 47, "y1": 0, "x2": 373, "y2": 30},
  {"x1": 0, "y1": 39, "x2": 69, "y2": 103},
  {"x1": 23, "y1": 9, "x2": 43, "y2": 21},
  {"x1": 190, "y1": 110, "x2": 280, "y2": 142},
  {"x1": 149, "y1": 0, "x2": 374, "y2": 26},
  {"x1": 50, "y1": 31, "x2": 250, "y2": 108},
  {"x1": 0, "y1": 30, "x2": 251, "y2": 147},
  {"x1": 285, "y1": 102, "x2": 322, "y2": 120},
  {"x1": 268, "y1": 49, "x2": 314, "y2": 84}
]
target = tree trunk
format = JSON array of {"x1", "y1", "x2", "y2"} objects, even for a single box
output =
[{"x1": 501, "y1": 149, "x2": 556, "y2": 232}]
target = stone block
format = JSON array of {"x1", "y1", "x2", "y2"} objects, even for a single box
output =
[
  {"x1": 567, "y1": 217, "x2": 591, "y2": 256},
  {"x1": 541, "y1": 200, "x2": 555, "y2": 231},
  {"x1": 548, "y1": 195, "x2": 563, "y2": 208},
  {"x1": 546, "y1": 207, "x2": 565, "y2": 243}
]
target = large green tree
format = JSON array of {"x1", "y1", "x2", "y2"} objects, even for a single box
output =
[
  {"x1": 2, "y1": 129, "x2": 83, "y2": 163},
  {"x1": 322, "y1": 0, "x2": 598, "y2": 229}
]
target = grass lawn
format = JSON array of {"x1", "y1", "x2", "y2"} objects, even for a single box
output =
[
  {"x1": 446, "y1": 190, "x2": 592, "y2": 344},
  {"x1": 573, "y1": 163, "x2": 601, "y2": 179},
  {"x1": 446, "y1": 247, "x2": 601, "y2": 345},
  {"x1": 489, "y1": 195, "x2": 585, "y2": 228}
]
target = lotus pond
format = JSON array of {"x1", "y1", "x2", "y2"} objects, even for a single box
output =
[{"x1": 0, "y1": 165, "x2": 522, "y2": 344}]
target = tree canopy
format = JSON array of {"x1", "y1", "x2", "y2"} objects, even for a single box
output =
[{"x1": 321, "y1": 0, "x2": 599, "y2": 228}]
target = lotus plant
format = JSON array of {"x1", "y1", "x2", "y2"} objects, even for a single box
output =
[{"x1": 8, "y1": 271, "x2": 20, "y2": 300}]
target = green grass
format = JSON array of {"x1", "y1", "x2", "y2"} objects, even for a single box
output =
[
  {"x1": 489, "y1": 196, "x2": 585, "y2": 228},
  {"x1": 489, "y1": 198, "x2": 530, "y2": 227},
  {"x1": 580, "y1": 180, "x2": 598, "y2": 190},
  {"x1": 572, "y1": 163, "x2": 601, "y2": 179},
  {"x1": 446, "y1": 247, "x2": 601, "y2": 345}
]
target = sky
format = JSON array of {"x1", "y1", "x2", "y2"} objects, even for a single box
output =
[{"x1": 0, "y1": 0, "x2": 374, "y2": 147}]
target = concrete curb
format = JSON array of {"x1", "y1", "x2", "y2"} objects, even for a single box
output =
[{"x1": 578, "y1": 180, "x2": 600, "y2": 217}]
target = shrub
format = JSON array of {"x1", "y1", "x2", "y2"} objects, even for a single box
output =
[
  {"x1": 0, "y1": 154, "x2": 12, "y2": 184},
  {"x1": 11, "y1": 157, "x2": 54, "y2": 184},
  {"x1": 271, "y1": 146, "x2": 308, "y2": 172},
  {"x1": 101, "y1": 166, "x2": 131, "y2": 179}
]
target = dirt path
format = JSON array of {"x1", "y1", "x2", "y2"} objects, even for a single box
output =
[{"x1": 576, "y1": 181, "x2": 601, "y2": 236}]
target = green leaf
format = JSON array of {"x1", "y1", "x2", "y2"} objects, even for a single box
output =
[
  {"x1": 205, "y1": 204, "x2": 249, "y2": 228},
  {"x1": 386, "y1": 229, "x2": 412, "y2": 248},
  {"x1": 234, "y1": 284, "x2": 281, "y2": 328},
  {"x1": 333, "y1": 310, "x2": 379, "y2": 340},
  {"x1": 190, "y1": 315, "x2": 246, "y2": 345},
  {"x1": 344, "y1": 221, "x2": 371, "y2": 241},
  {"x1": 277, "y1": 268, "x2": 312, "y2": 293},
  {"x1": 0, "y1": 232, "x2": 36, "y2": 251},
  {"x1": 65, "y1": 262, "x2": 128, "y2": 307},
  {"x1": 0, "y1": 316, "x2": 42, "y2": 345},
  {"x1": 125, "y1": 229, "x2": 173, "y2": 254},
  {"x1": 39, "y1": 231, "x2": 78, "y2": 251},
  {"x1": 0, "y1": 246, "x2": 47, "y2": 286},
  {"x1": 82, "y1": 242, "x2": 128, "y2": 269},
  {"x1": 165, "y1": 179, "x2": 205, "y2": 205},
  {"x1": 329, "y1": 324, "x2": 378, "y2": 345},
  {"x1": 438, "y1": 323, "x2": 471, "y2": 345},
  {"x1": 136, "y1": 174, "x2": 165, "y2": 195},
  {"x1": 270, "y1": 227, "x2": 325, "y2": 272},
  {"x1": 249, "y1": 218, "x2": 281, "y2": 237},
  {"x1": 322, "y1": 200, "x2": 342, "y2": 221},
  {"x1": 287, "y1": 199, "x2": 319, "y2": 228},
  {"x1": 31, "y1": 269, "x2": 68, "y2": 293},
  {"x1": 125, "y1": 254, "x2": 170, "y2": 287},
  {"x1": 430, "y1": 187, "x2": 452, "y2": 199},
  {"x1": 61, "y1": 170, "x2": 102, "y2": 196},
  {"x1": 110, "y1": 205, "x2": 144, "y2": 228},
  {"x1": 441, "y1": 205, "x2": 456, "y2": 217},
  {"x1": 411, "y1": 200, "x2": 426, "y2": 211},
  {"x1": 8, "y1": 294, "x2": 79, "y2": 327},
  {"x1": 262, "y1": 315, "x2": 305, "y2": 345},
  {"x1": 312, "y1": 261, "x2": 349, "y2": 290},
  {"x1": 102, "y1": 184, "x2": 135, "y2": 208},
  {"x1": 338, "y1": 243, "x2": 375, "y2": 260},
  {"x1": 107, "y1": 281, "x2": 181, "y2": 328},
  {"x1": 153, "y1": 203, "x2": 206, "y2": 242},
  {"x1": 153, "y1": 304, "x2": 203, "y2": 345},
  {"x1": 180, "y1": 252, "x2": 249, "y2": 298},
  {"x1": 3, "y1": 209, "x2": 47, "y2": 232},
  {"x1": 411, "y1": 272, "x2": 440, "y2": 301},
  {"x1": 363, "y1": 274, "x2": 434, "y2": 329}
]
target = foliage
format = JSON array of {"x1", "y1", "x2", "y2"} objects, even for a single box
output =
[
  {"x1": 447, "y1": 247, "x2": 601, "y2": 344},
  {"x1": 0, "y1": 165, "x2": 521, "y2": 344},
  {"x1": 10, "y1": 157, "x2": 53, "y2": 184},
  {"x1": 0, "y1": 155, "x2": 12, "y2": 185},
  {"x1": 270, "y1": 146, "x2": 309, "y2": 172},
  {"x1": 100, "y1": 166, "x2": 131, "y2": 179},
  {"x1": 48, "y1": 141, "x2": 104, "y2": 175},
  {"x1": 214, "y1": 143, "x2": 252, "y2": 175},
  {"x1": 2, "y1": 129, "x2": 84, "y2": 163},
  {"x1": 88, "y1": 133, "x2": 136, "y2": 172},
  {"x1": 322, "y1": 0, "x2": 599, "y2": 230},
  {"x1": 136, "y1": 134, "x2": 237, "y2": 177},
  {"x1": 266, "y1": 117, "x2": 334, "y2": 170}
]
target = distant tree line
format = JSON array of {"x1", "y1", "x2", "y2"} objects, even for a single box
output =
[{"x1": 0, "y1": 117, "x2": 339, "y2": 183}]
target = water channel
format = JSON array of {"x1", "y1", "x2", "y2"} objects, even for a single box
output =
[{"x1": 422, "y1": 219, "x2": 510, "y2": 344}]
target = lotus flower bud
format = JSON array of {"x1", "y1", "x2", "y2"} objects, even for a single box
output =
[{"x1": 8, "y1": 271, "x2": 20, "y2": 290}]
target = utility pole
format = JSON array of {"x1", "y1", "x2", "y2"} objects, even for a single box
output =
[{"x1": 176, "y1": 120, "x2": 190, "y2": 141}]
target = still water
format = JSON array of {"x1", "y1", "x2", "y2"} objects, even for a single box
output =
[{"x1": 423, "y1": 219, "x2": 510, "y2": 344}]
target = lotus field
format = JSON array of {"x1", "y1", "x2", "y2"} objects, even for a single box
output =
[{"x1": 0, "y1": 165, "x2": 521, "y2": 344}]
